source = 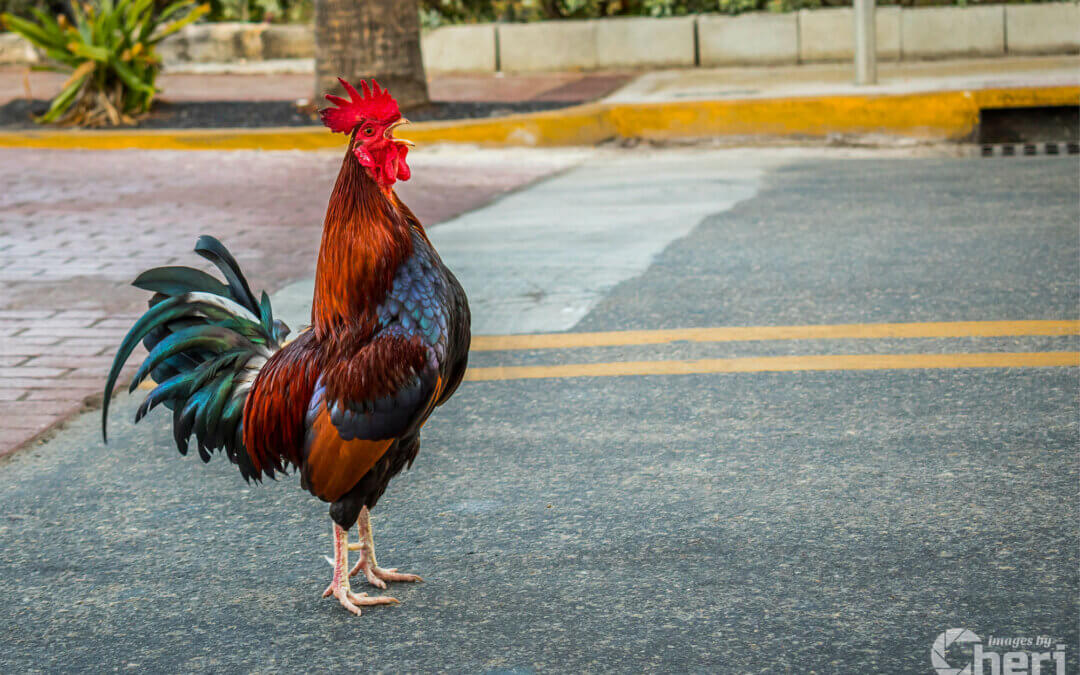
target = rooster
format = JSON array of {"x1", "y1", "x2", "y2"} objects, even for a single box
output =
[{"x1": 103, "y1": 79, "x2": 471, "y2": 616}]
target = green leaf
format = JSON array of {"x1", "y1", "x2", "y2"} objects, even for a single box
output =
[
  {"x1": 110, "y1": 58, "x2": 155, "y2": 98},
  {"x1": 70, "y1": 3, "x2": 93, "y2": 44},
  {"x1": 67, "y1": 40, "x2": 112, "y2": 62},
  {"x1": 42, "y1": 47, "x2": 83, "y2": 68},
  {"x1": 29, "y1": 63, "x2": 71, "y2": 73},
  {"x1": 101, "y1": 11, "x2": 122, "y2": 50},
  {"x1": 125, "y1": 0, "x2": 155, "y2": 32},
  {"x1": 157, "y1": 0, "x2": 196, "y2": 22},
  {"x1": 1, "y1": 13, "x2": 66, "y2": 50},
  {"x1": 38, "y1": 72, "x2": 88, "y2": 123},
  {"x1": 148, "y1": 2, "x2": 208, "y2": 44},
  {"x1": 27, "y1": 8, "x2": 67, "y2": 44}
]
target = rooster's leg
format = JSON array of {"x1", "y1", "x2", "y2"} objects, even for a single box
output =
[
  {"x1": 347, "y1": 506, "x2": 423, "y2": 588},
  {"x1": 321, "y1": 522, "x2": 399, "y2": 615}
]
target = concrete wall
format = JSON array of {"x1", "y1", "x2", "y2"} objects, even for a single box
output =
[
  {"x1": 0, "y1": 32, "x2": 37, "y2": 65},
  {"x1": 1005, "y1": 3, "x2": 1080, "y2": 55},
  {"x1": 699, "y1": 13, "x2": 800, "y2": 65},
  {"x1": 596, "y1": 16, "x2": 695, "y2": 69},
  {"x1": 422, "y1": 24, "x2": 496, "y2": 72},
  {"x1": 901, "y1": 6, "x2": 1006, "y2": 59},
  {"x1": 496, "y1": 15, "x2": 697, "y2": 72},
  {"x1": 2, "y1": 5, "x2": 1076, "y2": 71},
  {"x1": 798, "y1": 7, "x2": 901, "y2": 62},
  {"x1": 498, "y1": 20, "x2": 598, "y2": 71},
  {"x1": 164, "y1": 22, "x2": 269, "y2": 63},
  {"x1": 261, "y1": 25, "x2": 314, "y2": 60}
]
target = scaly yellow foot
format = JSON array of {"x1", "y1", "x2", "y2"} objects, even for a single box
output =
[
  {"x1": 324, "y1": 522, "x2": 398, "y2": 616},
  {"x1": 347, "y1": 506, "x2": 424, "y2": 589}
]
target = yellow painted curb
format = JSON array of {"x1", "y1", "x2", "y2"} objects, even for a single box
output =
[
  {"x1": 608, "y1": 86, "x2": 1080, "y2": 142},
  {"x1": 1, "y1": 85, "x2": 1075, "y2": 150}
]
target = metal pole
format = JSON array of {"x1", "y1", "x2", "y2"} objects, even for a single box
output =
[{"x1": 854, "y1": 0, "x2": 877, "y2": 85}]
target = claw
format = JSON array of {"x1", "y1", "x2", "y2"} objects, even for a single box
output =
[
  {"x1": 347, "y1": 507, "x2": 424, "y2": 588},
  {"x1": 324, "y1": 522, "x2": 399, "y2": 616},
  {"x1": 362, "y1": 567, "x2": 388, "y2": 589},
  {"x1": 374, "y1": 568, "x2": 423, "y2": 584},
  {"x1": 329, "y1": 586, "x2": 399, "y2": 616}
]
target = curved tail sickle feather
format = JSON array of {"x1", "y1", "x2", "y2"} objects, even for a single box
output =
[{"x1": 102, "y1": 235, "x2": 290, "y2": 482}]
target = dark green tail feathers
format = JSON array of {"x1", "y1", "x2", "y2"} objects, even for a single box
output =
[{"x1": 102, "y1": 236, "x2": 290, "y2": 480}]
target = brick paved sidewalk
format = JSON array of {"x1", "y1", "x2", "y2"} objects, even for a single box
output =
[
  {"x1": 0, "y1": 67, "x2": 632, "y2": 106},
  {"x1": 0, "y1": 146, "x2": 576, "y2": 458}
]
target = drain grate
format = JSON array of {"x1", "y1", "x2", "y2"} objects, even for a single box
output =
[{"x1": 981, "y1": 142, "x2": 1080, "y2": 158}]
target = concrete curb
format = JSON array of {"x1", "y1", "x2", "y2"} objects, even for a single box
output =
[{"x1": 0, "y1": 85, "x2": 1075, "y2": 150}]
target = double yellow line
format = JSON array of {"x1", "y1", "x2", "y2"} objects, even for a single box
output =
[{"x1": 465, "y1": 320, "x2": 1080, "y2": 382}]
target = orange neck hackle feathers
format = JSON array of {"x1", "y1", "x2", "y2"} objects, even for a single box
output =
[{"x1": 310, "y1": 124, "x2": 414, "y2": 342}]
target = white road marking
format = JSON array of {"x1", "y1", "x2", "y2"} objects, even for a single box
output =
[{"x1": 428, "y1": 152, "x2": 762, "y2": 334}]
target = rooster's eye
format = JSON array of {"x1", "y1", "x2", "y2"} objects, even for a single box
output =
[{"x1": 361, "y1": 125, "x2": 375, "y2": 137}]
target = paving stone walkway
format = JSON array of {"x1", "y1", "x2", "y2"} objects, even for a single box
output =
[
  {"x1": 0, "y1": 146, "x2": 576, "y2": 457},
  {"x1": 0, "y1": 67, "x2": 632, "y2": 106}
]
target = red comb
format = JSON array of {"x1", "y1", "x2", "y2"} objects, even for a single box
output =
[{"x1": 319, "y1": 77, "x2": 401, "y2": 134}]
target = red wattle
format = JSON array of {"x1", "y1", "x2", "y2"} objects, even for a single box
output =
[
  {"x1": 395, "y1": 147, "x2": 411, "y2": 182},
  {"x1": 384, "y1": 153, "x2": 397, "y2": 187}
]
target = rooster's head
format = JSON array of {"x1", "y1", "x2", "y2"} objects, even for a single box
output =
[{"x1": 320, "y1": 77, "x2": 413, "y2": 189}]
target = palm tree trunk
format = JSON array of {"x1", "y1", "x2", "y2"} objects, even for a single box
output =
[{"x1": 313, "y1": 0, "x2": 429, "y2": 110}]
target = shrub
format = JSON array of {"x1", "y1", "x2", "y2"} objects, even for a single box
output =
[
  {"x1": 204, "y1": 0, "x2": 310, "y2": 23},
  {"x1": 0, "y1": 0, "x2": 64, "y2": 22},
  {"x1": 418, "y1": 0, "x2": 1063, "y2": 25},
  {"x1": 1, "y1": 0, "x2": 208, "y2": 126}
]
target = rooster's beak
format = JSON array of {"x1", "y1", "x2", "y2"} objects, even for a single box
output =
[{"x1": 386, "y1": 118, "x2": 414, "y2": 147}]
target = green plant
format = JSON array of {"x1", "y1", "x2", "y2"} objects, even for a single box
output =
[
  {"x1": 1, "y1": 0, "x2": 208, "y2": 125},
  {"x1": 417, "y1": 0, "x2": 1065, "y2": 23},
  {"x1": 205, "y1": 0, "x2": 310, "y2": 23},
  {"x1": 0, "y1": 0, "x2": 64, "y2": 25},
  {"x1": 420, "y1": 0, "x2": 764, "y2": 21}
]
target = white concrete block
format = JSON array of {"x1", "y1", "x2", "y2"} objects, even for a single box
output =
[
  {"x1": 596, "y1": 16, "x2": 695, "y2": 68},
  {"x1": 422, "y1": 24, "x2": 497, "y2": 73},
  {"x1": 262, "y1": 25, "x2": 313, "y2": 60},
  {"x1": 235, "y1": 24, "x2": 266, "y2": 60},
  {"x1": 901, "y1": 6, "x2": 1005, "y2": 59},
  {"x1": 179, "y1": 23, "x2": 242, "y2": 62},
  {"x1": 156, "y1": 33, "x2": 186, "y2": 65},
  {"x1": 697, "y1": 13, "x2": 799, "y2": 66},
  {"x1": 798, "y1": 7, "x2": 901, "y2": 62},
  {"x1": 1005, "y1": 3, "x2": 1080, "y2": 55},
  {"x1": 498, "y1": 21, "x2": 598, "y2": 72},
  {"x1": 0, "y1": 32, "x2": 37, "y2": 65}
]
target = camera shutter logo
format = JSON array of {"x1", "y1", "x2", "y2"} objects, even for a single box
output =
[{"x1": 931, "y1": 628, "x2": 981, "y2": 675}]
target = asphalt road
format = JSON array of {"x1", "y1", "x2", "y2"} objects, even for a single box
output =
[{"x1": 1, "y1": 151, "x2": 1076, "y2": 673}]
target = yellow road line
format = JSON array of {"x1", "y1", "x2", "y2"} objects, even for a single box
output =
[
  {"x1": 132, "y1": 349, "x2": 1077, "y2": 389},
  {"x1": 470, "y1": 320, "x2": 1080, "y2": 351},
  {"x1": 464, "y1": 351, "x2": 1080, "y2": 381}
]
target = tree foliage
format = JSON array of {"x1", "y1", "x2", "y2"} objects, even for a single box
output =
[
  {"x1": 203, "y1": 0, "x2": 309, "y2": 23},
  {"x1": 418, "y1": 0, "x2": 1062, "y2": 25}
]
